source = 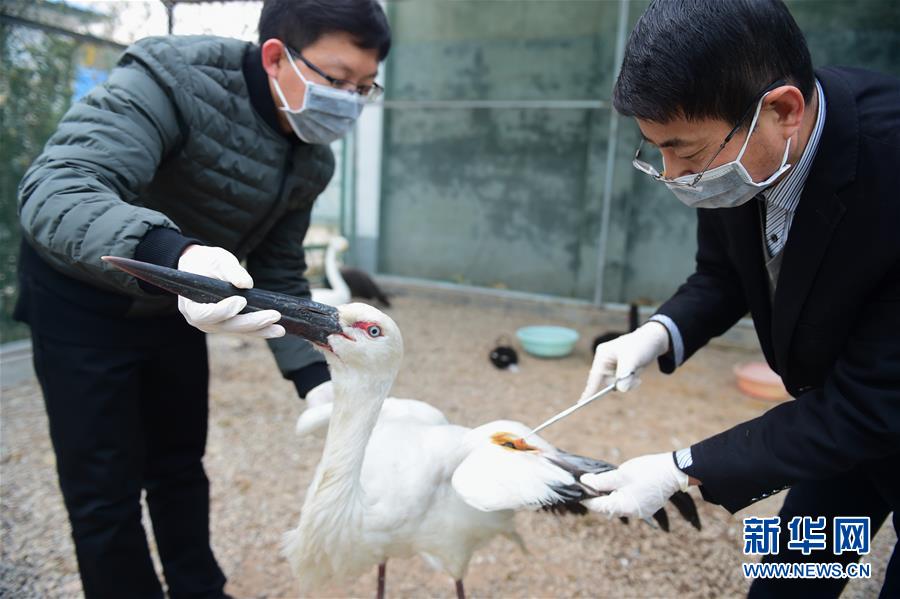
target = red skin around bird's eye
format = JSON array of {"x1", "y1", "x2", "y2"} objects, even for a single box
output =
[{"x1": 352, "y1": 321, "x2": 381, "y2": 337}]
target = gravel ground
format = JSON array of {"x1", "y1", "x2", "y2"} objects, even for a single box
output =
[{"x1": 1, "y1": 286, "x2": 895, "y2": 598}]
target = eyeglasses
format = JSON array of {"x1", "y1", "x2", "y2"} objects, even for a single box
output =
[
  {"x1": 632, "y1": 79, "x2": 786, "y2": 188},
  {"x1": 285, "y1": 45, "x2": 384, "y2": 102}
]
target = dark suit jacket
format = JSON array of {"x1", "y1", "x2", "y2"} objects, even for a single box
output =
[{"x1": 656, "y1": 67, "x2": 900, "y2": 514}]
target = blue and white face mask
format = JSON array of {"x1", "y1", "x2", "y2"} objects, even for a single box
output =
[
  {"x1": 661, "y1": 91, "x2": 793, "y2": 209},
  {"x1": 271, "y1": 48, "x2": 365, "y2": 144}
]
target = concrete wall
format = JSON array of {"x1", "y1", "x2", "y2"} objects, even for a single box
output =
[
  {"x1": 378, "y1": 0, "x2": 627, "y2": 301},
  {"x1": 370, "y1": 0, "x2": 900, "y2": 304}
]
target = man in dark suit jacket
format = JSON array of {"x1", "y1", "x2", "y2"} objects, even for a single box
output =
[{"x1": 577, "y1": 1, "x2": 899, "y2": 596}]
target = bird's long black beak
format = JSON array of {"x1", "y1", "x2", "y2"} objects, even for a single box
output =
[{"x1": 102, "y1": 256, "x2": 342, "y2": 345}]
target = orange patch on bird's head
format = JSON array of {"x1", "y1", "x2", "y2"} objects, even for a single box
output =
[{"x1": 491, "y1": 432, "x2": 539, "y2": 452}]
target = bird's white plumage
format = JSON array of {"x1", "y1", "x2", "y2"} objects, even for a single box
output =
[
  {"x1": 310, "y1": 236, "x2": 351, "y2": 307},
  {"x1": 452, "y1": 421, "x2": 580, "y2": 512},
  {"x1": 294, "y1": 402, "x2": 333, "y2": 437},
  {"x1": 295, "y1": 397, "x2": 449, "y2": 437},
  {"x1": 283, "y1": 303, "x2": 607, "y2": 591}
]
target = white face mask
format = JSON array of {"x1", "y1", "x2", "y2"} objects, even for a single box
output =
[
  {"x1": 658, "y1": 92, "x2": 792, "y2": 209},
  {"x1": 271, "y1": 49, "x2": 365, "y2": 144}
]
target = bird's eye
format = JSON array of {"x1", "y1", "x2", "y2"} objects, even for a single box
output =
[{"x1": 366, "y1": 325, "x2": 382, "y2": 338}]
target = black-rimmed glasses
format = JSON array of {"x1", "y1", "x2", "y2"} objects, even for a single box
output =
[
  {"x1": 285, "y1": 45, "x2": 384, "y2": 102},
  {"x1": 632, "y1": 79, "x2": 786, "y2": 187}
]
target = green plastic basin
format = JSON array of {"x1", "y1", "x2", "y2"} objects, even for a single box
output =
[{"x1": 516, "y1": 325, "x2": 580, "y2": 358}]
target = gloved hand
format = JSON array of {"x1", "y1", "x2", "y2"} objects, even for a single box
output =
[
  {"x1": 580, "y1": 452, "x2": 689, "y2": 519},
  {"x1": 305, "y1": 380, "x2": 334, "y2": 408},
  {"x1": 581, "y1": 322, "x2": 669, "y2": 398},
  {"x1": 177, "y1": 245, "x2": 285, "y2": 338}
]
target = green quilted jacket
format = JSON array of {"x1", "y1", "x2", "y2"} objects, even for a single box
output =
[{"x1": 17, "y1": 35, "x2": 335, "y2": 376}]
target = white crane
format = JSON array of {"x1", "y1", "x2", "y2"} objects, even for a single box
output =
[
  {"x1": 310, "y1": 236, "x2": 351, "y2": 307},
  {"x1": 97, "y1": 256, "x2": 697, "y2": 598},
  {"x1": 283, "y1": 303, "x2": 700, "y2": 598}
]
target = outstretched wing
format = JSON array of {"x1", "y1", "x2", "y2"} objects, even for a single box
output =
[
  {"x1": 451, "y1": 420, "x2": 701, "y2": 532},
  {"x1": 538, "y1": 449, "x2": 617, "y2": 516},
  {"x1": 450, "y1": 420, "x2": 614, "y2": 513}
]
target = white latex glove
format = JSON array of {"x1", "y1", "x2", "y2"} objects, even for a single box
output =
[
  {"x1": 580, "y1": 452, "x2": 689, "y2": 519},
  {"x1": 581, "y1": 322, "x2": 669, "y2": 397},
  {"x1": 305, "y1": 380, "x2": 334, "y2": 408},
  {"x1": 177, "y1": 245, "x2": 285, "y2": 338}
]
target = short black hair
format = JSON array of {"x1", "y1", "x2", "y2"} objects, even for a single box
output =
[
  {"x1": 613, "y1": 0, "x2": 814, "y2": 125},
  {"x1": 258, "y1": 0, "x2": 391, "y2": 61}
]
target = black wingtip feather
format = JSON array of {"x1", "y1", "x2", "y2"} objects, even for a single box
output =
[
  {"x1": 536, "y1": 452, "x2": 702, "y2": 532},
  {"x1": 541, "y1": 501, "x2": 589, "y2": 515},
  {"x1": 539, "y1": 483, "x2": 591, "y2": 515},
  {"x1": 668, "y1": 490, "x2": 702, "y2": 531},
  {"x1": 652, "y1": 508, "x2": 670, "y2": 532}
]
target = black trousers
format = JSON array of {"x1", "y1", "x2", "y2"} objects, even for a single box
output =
[
  {"x1": 31, "y1": 319, "x2": 226, "y2": 599},
  {"x1": 748, "y1": 463, "x2": 899, "y2": 599}
]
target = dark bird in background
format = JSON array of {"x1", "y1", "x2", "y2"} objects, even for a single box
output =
[
  {"x1": 327, "y1": 266, "x2": 392, "y2": 307},
  {"x1": 315, "y1": 235, "x2": 391, "y2": 307},
  {"x1": 592, "y1": 303, "x2": 639, "y2": 353}
]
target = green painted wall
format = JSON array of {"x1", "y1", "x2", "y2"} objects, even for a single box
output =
[
  {"x1": 379, "y1": 0, "x2": 619, "y2": 298},
  {"x1": 377, "y1": 0, "x2": 900, "y2": 303}
]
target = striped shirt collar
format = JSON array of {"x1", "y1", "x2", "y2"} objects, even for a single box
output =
[{"x1": 762, "y1": 79, "x2": 827, "y2": 210}]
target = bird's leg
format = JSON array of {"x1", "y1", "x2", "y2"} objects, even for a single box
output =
[
  {"x1": 455, "y1": 579, "x2": 465, "y2": 599},
  {"x1": 376, "y1": 562, "x2": 386, "y2": 599}
]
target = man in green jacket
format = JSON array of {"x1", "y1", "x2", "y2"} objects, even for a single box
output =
[{"x1": 15, "y1": 1, "x2": 390, "y2": 596}]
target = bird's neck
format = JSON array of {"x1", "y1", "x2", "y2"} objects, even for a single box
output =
[
  {"x1": 313, "y1": 368, "x2": 393, "y2": 503},
  {"x1": 324, "y1": 244, "x2": 350, "y2": 298}
]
